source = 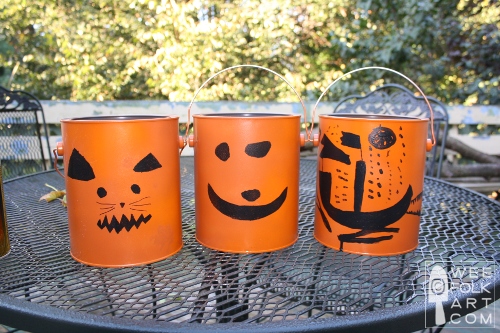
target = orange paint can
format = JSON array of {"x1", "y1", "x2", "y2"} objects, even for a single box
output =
[
  {"x1": 186, "y1": 65, "x2": 307, "y2": 253},
  {"x1": 311, "y1": 67, "x2": 435, "y2": 256},
  {"x1": 56, "y1": 115, "x2": 184, "y2": 267}
]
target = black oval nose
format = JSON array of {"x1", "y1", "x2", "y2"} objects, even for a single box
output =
[
  {"x1": 241, "y1": 189, "x2": 260, "y2": 202},
  {"x1": 120, "y1": 202, "x2": 125, "y2": 208}
]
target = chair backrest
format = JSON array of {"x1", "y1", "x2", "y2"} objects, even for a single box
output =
[
  {"x1": 0, "y1": 86, "x2": 52, "y2": 180},
  {"x1": 333, "y1": 83, "x2": 449, "y2": 178}
]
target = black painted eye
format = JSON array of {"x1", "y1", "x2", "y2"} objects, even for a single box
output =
[
  {"x1": 215, "y1": 142, "x2": 230, "y2": 161},
  {"x1": 97, "y1": 187, "x2": 107, "y2": 198},
  {"x1": 245, "y1": 141, "x2": 271, "y2": 158},
  {"x1": 131, "y1": 184, "x2": 141, "y2": 194}
]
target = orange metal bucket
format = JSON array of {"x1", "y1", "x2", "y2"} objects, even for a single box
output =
[
  {"x1": 56, "y1": 115, "x2": 183, "y2": 267},
  {"x1": 186, "y1": 65, "x2": 307, "y2": 253},
  {"x1": 311, "y1": 67, "x2": 435, "y2": 256}
]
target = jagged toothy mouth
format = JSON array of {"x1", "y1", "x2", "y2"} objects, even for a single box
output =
[{"x1": 97, "y1": 214, "x2": 152, "y2": 234}]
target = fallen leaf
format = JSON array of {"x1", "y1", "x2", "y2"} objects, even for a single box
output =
[{"x1": 40, "y1": 183, "x2": 67, "y2": 205}]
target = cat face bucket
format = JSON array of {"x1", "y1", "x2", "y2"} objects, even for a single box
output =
[
  {"x1": 55, "y1": 115, "x2": 184, "y2": 267},
  {"x1": 186, "y1": 65, "x2": 307, "y2": 253},
  {"x1": 312, "y1": 67, "x2": 435, "y2": 256}
]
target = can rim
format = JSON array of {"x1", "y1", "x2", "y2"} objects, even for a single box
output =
[
  {"x1": 192, "y1": 113, "x2": 300, "y2": 118},
  {"x1": 320, "y1": 113, "x2": 428, "y2": 121},
  {"x1": 61, "y1": 115, "x2": 178, "y2": 122}
]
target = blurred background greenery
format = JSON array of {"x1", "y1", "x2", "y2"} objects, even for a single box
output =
[{"x1": 0, "y1": 0, "x2": 498, "y2": 104}]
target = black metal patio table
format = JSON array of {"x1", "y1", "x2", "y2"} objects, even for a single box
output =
[{"x1": 0, "y1": 157, "x2": 499, "y2": 332}]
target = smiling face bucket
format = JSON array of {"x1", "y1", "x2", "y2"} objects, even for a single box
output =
[
  {"x1": 185, "y1": 65, "x2": 307, "y2": 253},
  {"x1": 58, "y1": 116, "x2": 183, "y2": 267},
  {"x1": 191, "y1": 113, "x2": 302, "y2": 253},
  {"x1": 311, "y1": 67, "x2": 436, "y2": 256}
]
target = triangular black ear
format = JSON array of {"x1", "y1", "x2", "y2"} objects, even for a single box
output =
[
  {"x1": 68, "y1": 148, "x2": 95, "y2": 181},
  {"x1": 133, "y1": 153, "x2": 162, "y2": 172}
]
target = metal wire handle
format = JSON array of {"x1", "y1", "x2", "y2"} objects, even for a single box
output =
[
  {"x1": 184, "y1": 64, "x2": 310, "y2": 148},
  {"x1": 311, "y1": 66, "x2": 436, "y2": 148}
]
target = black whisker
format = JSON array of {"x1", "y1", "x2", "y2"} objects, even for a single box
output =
[
  {"x1": 100, "y1": 207, "x2": 115, "y2": 215},
  {"x1": 97, "y1": 202, "x2": 116, "y2": 206},
  {"x1": 130, "y1": 208, "x2": 147, "y2": 212},
  {"x1": 130, "y1": 196, "x2": 151, "y2": 205},
  {"x1": 130, "y1": 203, "x2": 151, "y2": 207}
]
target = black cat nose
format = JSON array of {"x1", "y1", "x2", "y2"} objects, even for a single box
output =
[
  {"x1": 241, "y1": 189, "x2": 260, "y2": 202},
  {"x1": 120, "y1": 202, "x2": 125, "y2": 208}
]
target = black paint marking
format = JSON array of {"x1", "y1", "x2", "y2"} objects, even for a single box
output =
[
  {"x1": 340, "y1": 132, "x2": 361, "y2": 149},
  {"x1": 318, "y1": 171, "x2": 413, "y2": 231},
  {"x1": 97, "y1": 187, "x2": 107, "y2": 198},
  {"x1": 241, "y1": 189, "x2": 261, "y2": 202},
  {"x1": 215, "y1": 142, "x2": 230, "y2": 161},
  {"x1": 68, "y1": 148, "x2": 95, "y2": 181},
  {"x1": 245, "y1": 141, "x2": 271, "y2": 158},
  {"x1": 320, "y1": 134, "x2": 351, "y2": 165},
  {"x1": 134, "y1": 153, "x2": 162, "y2": 172},
  {"x1": 369, "y1": 126, "x2": 397, "y2": 150},
  {"x1": 97, "y1": 214, "x2": 152, "y2": 234},
  {"x1": 411, "y1": 191, "x2": 423, "y2": 204},
  {"x1": 208, "y1": 184, "x2": 287, "y2": 220},
  {"x1": 131, "y1": 184, "x2": 141, "y2": 194},
  {"x1": 317, "y1": 200, "x2": 332, "y2": 232},
  {"x1": 338, "y1": 229, "x2": 395, "y2": 250},
  {"x1": 354, "y1": 161, "x2": 366, "y2": 212}
]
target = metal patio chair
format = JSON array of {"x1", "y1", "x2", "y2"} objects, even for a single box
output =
[
  {"x1": 333, "y1": 83, "x2": 449, "y2": 178},
  {"x1": 0, "y1": 85, "x2": 52, "y2": 180}
]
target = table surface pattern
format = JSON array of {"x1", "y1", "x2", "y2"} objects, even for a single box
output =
[{"x1": 0, "y1": 158, "x2": 499, "y2": 333}]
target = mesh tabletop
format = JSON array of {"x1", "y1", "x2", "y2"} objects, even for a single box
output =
[{"x1": 0, "y1": 158, "x2": 499, "y2": 333}]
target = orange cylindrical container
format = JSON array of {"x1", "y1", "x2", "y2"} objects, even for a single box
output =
[
  {"x1": 191, "y1": 113, "x2": 302, "y2": 253},
  {"x1": 314, "y1": 114, "x2": 429, "y2": 255},
  {"x1": 58, "y1": 115, "x2": 183, "y2": 267},
  {"x1": 185, "y1": 65, "x2": 308, "y2": 253},
  {"x1": 311, "y1": 66, "x2": 436, "y2": 256}
]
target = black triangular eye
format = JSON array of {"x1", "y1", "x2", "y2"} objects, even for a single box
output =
[
  {"x1": 68, "y1": 148, "x2": 95, "y2": 181},
  {"x1": 245, "y1": 141, "x2": 271, "y2": 158},
  {"x1": 133, "y1": 153, "x2": 162, "y2": 172},
  {"x1": 215, "y1": 142, "x2": 230, "y2": 161}
]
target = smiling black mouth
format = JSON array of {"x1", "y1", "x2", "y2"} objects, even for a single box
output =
[
  {"x1": 97, "y1": 214, "x2": 152, "y2": 234},
  {"x1": 208, "y1": 184, "x2": 288, "y2": 220}
]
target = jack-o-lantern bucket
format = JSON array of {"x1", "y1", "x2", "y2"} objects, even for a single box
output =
[
  {"x1": 54, "y1": 115, "x2": 184, "y2": 267},
  {"x1": 186, "y1": 65, "x2": 307, "y2": 253},
  {"x1": 311, "y1": 67, "x2": 436, "y2": 256}
]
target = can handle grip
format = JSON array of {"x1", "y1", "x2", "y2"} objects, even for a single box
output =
[
  {"x1": 183, "y1": 64, "x2": 310, "y2": 150},
  {"x1": 53, "y1": 143, "x2": 65, "y2": 178},
  {"x1": 310, "y1": 66, "x2": 436, "y2": 151}
]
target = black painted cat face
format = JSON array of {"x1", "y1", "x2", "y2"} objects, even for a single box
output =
[
  {"x1": 208, "y1": 141, "x2": 288, "y2": 220},
  {"x1": 67, "y1": 148, "x2": 162, "y2": 234}
]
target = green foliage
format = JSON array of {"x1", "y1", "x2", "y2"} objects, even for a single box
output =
[{"x1": 0, "y1": 0, "x2": 498, "y2": 104}]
